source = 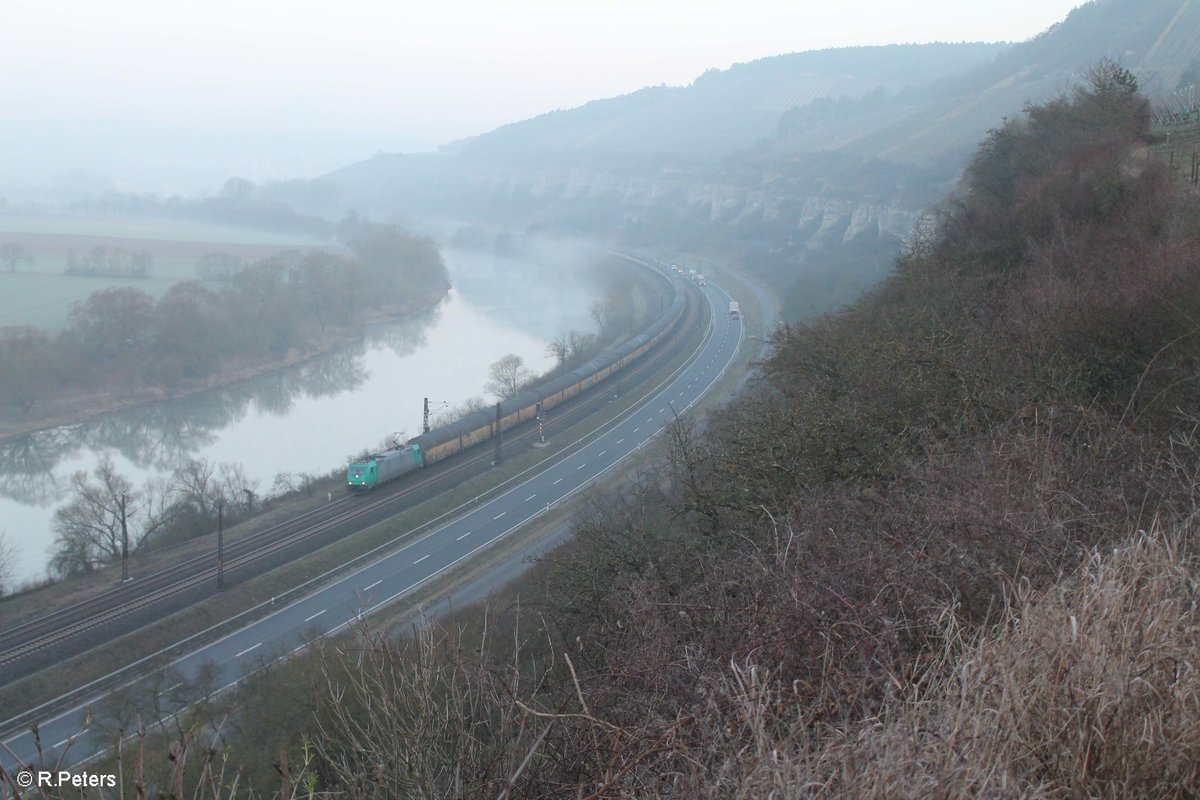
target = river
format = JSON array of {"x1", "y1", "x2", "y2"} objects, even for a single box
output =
[{"x1": 0, "y1": 246, "x2": 600, "y2": 586}]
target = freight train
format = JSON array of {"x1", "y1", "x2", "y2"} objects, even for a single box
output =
[
  {"x1": 346, "y1": 257, "x2": 689, "y2": 491},
  {"x1": 347, "y1": 444, "x2": 424, "y2": 491}
]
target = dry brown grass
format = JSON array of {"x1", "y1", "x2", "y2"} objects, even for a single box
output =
[{"x1": 691, "y1": 525, "x2": 1200, "y2": 799}]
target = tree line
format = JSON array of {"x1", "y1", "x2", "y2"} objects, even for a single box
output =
[
  {"x1": 65, "y1": 244, "x2": 154, "y2": 278},
  {"x1": 0, "y1": 222, "x2": 449, "y2": 413},
  {"x1": 0, "y1": 242, "x2": 34, "y2": 272},
  {"x1": 48, "y1": 455, "x2": 257, "y2": 577},
  {"x1": 65, "y1": 175, "x2": 338, "y2": 239}
]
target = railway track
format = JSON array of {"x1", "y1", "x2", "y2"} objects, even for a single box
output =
[{"x1": 0, "y1": 283, "x2": 704, "y2": 678}]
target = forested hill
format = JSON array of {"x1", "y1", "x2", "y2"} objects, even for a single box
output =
[
  {"x1": 308, "y1": 0, "x2": 1200, "y2": 323},
  {"x1": 449, "y1": 43, "x2": 1009, "y2": 161},
  {"x1": 452, "y1": 0, "x2": 1199, "y2": 167},
  {"x1": 771, "y1": 0, "x2": 1200, "y2": 167},
  {"x1": 195, "y1": 63, "x2": 1200, "y2": 796},
  {"x1": 319, "y1": 40, "x2": 1007, "y2": 208},
  {"x1": 327, "y1": 0, "x2": 1200, "y2": 199}
]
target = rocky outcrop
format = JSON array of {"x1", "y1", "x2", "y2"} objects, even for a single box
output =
[{"x1": 340, "y1": 154, "x2": 924, "y2": 254}]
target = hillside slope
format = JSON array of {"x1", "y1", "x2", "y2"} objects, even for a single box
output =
[
  {"x1": 774, "y1": 0, "x2": 1200, "y2": 167},
  {"x1": 313, "y1": 0, "x2": 1200, "y2": 324},
  {"x1": 183, "y1": 64, "x2": 1200, "y2": 799},
  {"x1": 454, "y1": 43, "x2": 1008, "y2": 161}
]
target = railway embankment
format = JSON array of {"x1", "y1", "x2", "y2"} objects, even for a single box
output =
[{"x1": 0, "y1": 256, "x2": 706, "y2": 726}]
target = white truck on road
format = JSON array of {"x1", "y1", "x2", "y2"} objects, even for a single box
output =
[{"x1": 729, "y1": 301, "x2": 740, "y2": 319}]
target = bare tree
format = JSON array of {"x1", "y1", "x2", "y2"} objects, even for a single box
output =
[
  {"x1": 217, "y1": 462, "x2": 257, "y2": 512},
  {"x1": 568, "y1": 330, "x2": 595, "y2": 359},
  {"x1": 172, "y1": 458, "x2": 257, "y2": 521},
  {"x1": 546, "y1": 333, "x2": 570, "y2": 373},
  {"x1": 173, "y1": 458, "x2": 222, "y2": 519},
  {"x1": 484, "y1": 354, "x2": 530, "y2": 400},
  {"x1": 50, "y1": 455, "x2": 177, "y2": 575},
  {"x1": 0, "y1": 242, "x2": 32, "y2": 273},
  {"x1": 588, "y1": 300, "x2": 609, "y2": 333},
  {"x1": 548, "y1": 330, "x2": 598, "y2": 372},
  {"x1": 272, "y1": 471, "x2": 318, "y2": 499},
  {"x1": 432, "y1": 396, "x2": 488, "y2": 427}
]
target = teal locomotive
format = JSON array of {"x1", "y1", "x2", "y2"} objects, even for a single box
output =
[{"x1": 347, "y1": 444, "x2": 424, "y2": 491}]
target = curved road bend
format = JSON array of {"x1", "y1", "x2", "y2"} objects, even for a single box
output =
[{"x1": 1, "y1": 280, "x2": 743, "y2": 770}]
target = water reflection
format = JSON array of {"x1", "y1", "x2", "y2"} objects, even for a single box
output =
[
  {"x1": 0, "y1": 246, "x2": 600, "y2": 584},
  {"x1": 366, "y1": 309, "x2": 434, "y2": 357},
  {"x1": 0, "y1": 429, "x2": 71, "y2": 505},
  {"x1": 0, "y1": 311, "x2": 428, "y2": 506}
]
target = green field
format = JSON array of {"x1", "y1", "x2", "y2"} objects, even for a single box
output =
[
  {"x1": 0, "y1": 215, "x2": 340, "y2": 331},
  {"x1": 0, "y1": 214, "x2": 331, "y2": 246}
]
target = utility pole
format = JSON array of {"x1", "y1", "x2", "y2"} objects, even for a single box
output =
[
  {"x1": 120, "y1": 493, "x2": 129, "y2": 582},
  {"x1": 217, "y1": 500, "x2": 224, "y2": 591},
  {"x1": 536, "y1": 401, "x2": 545, "y2": 444},
  {"x1": 423, "y1": 397, "x2": 431, "y2": 434},
  {"x1": 493, "y1": 402, "x2": 503, "y2": 465}
]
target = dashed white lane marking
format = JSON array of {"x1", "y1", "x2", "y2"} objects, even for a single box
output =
[
  {"x1": 633, "y1": 427, "x2": 640, "y2": 433},
  {"x1": 457, "y1": 530, "x2": 472, "y2": 540},
  {"x1": 494, "y1": 511, "x2": 506, "y2": 520},
  {"x1": 617, "y1": 439, "x2": 624, "y2": 445},
  {"x1": 525, "y1": 494, "x2": 536, "y2": 501},
  {"x1": 235, "y1": 642, "x2": 262, "y2": 658},
  {"x1": 598, "y1": 451, "x2": 606, "y2": 457},
  {"x1": 363, "y1": 579, "x2": 381, "y2": 592},
  {"x1": 577, "y1": 463, "x2": 586, "y2": 470},
  {"x1": 553, "y1": 477, "x2": 563, "y2": 485},
  {"x1": 414, "y1": 554, "x2": 430, "y2": 564},
  {"x1": 304, "y1": 610, "x2": 326, "y2": 623}
]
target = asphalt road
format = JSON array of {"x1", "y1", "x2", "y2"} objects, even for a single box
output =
[{"x1": 1, "y1": 277, "x2": 742, "y2": 771}]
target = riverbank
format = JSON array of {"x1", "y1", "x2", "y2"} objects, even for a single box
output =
[
  {"x1": 0, "y1": 247, "x2": 651, "y2": 587},
  {"x1": 0, "y1": 296, "x2": 444, "y2": 442}
]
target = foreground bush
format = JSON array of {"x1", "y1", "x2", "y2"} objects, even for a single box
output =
[{"x1": 713, "y1": 526, "x2": 1200, "y2": 799}]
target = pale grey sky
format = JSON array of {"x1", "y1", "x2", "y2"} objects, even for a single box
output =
[{"x1": 1, "y1": 0, "x2": 1085, "y2": 190}]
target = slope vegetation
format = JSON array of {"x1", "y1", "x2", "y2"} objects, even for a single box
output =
[
  {"x1": 456, "y1": 43, "x2": 1008, "y2": 161},
  {"x1": 112, "y1": 63, "x2": 1200, "y2": 800},
  {"x1": 776, "y1": 0, "x2": 1200, "y2": 166},
  {"x1": 429, "y1": 61, "x2": 1200, "y2": 796}
]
